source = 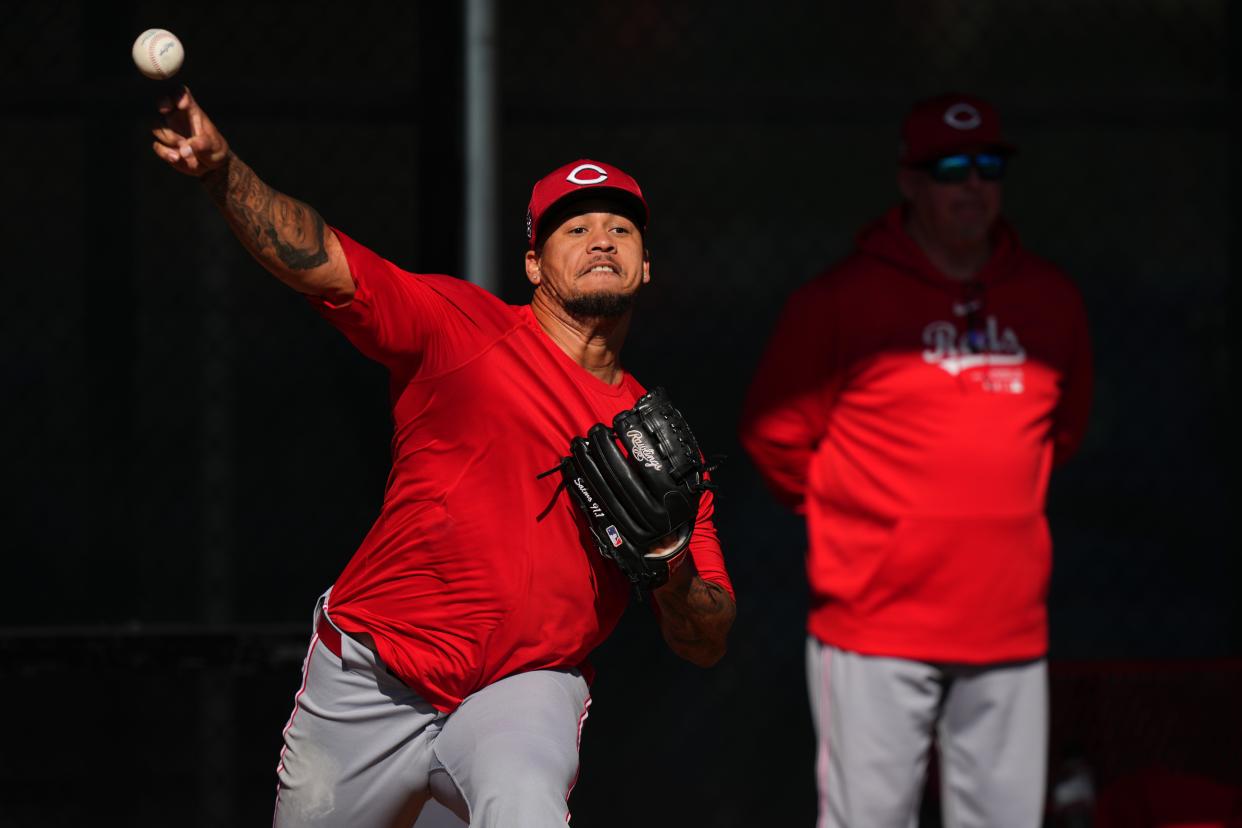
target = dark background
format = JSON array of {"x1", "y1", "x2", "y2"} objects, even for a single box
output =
[{"x1": 1, "y1": 1, "x2": 1236, "y2": 825}]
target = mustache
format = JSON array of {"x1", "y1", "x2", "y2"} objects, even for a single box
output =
[{"x1": 579, "y1": 256, "x2": 621, "y2": 275}]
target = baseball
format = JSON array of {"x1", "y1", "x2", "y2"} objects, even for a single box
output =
[{"x1": 131, "y1": 28, "x2": 184, "y2": 80}]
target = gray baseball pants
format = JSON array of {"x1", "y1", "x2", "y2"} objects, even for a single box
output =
[
  {"x1": 273, "y1": 594, "x2": 591, "y2": 827},
  {"x1": 806, "y1": 638, "x2": 1048, "y2": 828}
]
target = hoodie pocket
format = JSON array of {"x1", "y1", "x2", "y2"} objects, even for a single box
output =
[{"x1": 859, "y1": 513, "x2": 1052, "y2": 633}]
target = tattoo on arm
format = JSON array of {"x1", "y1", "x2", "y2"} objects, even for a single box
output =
[
  {"x1": 654, "y1": 576, "x2": 737, "y2": 666},
  {"x1": 203, "y1": 152, "x2": 329, "y2": 272}
]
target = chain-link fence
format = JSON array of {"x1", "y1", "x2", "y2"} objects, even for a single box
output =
[{"x1": 1, "y1": 1, "x2": 1233, "y2": 825}]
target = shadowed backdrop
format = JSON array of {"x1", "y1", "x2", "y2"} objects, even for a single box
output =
[{"x1": 1, "y1": 1, "x2": 1234, "y2": 825}]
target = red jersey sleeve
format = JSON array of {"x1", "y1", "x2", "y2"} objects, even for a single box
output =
[
  {"x1": 1052, "y1": 283, "x2": 1094, "y2": 466},
  {"x1": 307, "y1": 228, "x2": 505, "y2": 375},
  {"x1": 739, "y1": 278, "x2": 843, "y2": 514},
  {"x1": 685, "y1": 486, "x2": 734, "y2": 600}
]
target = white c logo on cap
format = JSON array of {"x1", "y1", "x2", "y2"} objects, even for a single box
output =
[
  {"x1": 943, "y1": 103, "x2": 982, "y2": 130},
  {"x1": 566, "y1": 163, "x2": 609, "y2": 185}
]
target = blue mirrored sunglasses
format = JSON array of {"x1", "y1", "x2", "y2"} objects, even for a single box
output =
[{"x1": 922, "y1": 153, "x2": 1006, "y2": 183}]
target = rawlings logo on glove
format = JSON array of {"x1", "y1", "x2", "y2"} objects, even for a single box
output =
[
  {"x1": 625, "y1": 430, "x2": 663, "y2": 470},
  {"x1": 541, "y1": 387, "x2": 718, "y2": 600}
]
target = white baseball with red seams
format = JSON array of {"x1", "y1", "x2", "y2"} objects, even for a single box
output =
[{"x1": 131, "y1": 28, "x2": 184, "y2": 80}]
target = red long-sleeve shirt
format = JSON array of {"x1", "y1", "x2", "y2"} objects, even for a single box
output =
[{"x1": 741, "y1": 207, "x2": 1092, "y2": 662}]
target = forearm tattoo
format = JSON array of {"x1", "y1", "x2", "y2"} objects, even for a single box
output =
[
  {"x1": 655, "y1": 576, "x2": 736, "y2": 665},
  {"x1": 203, "y1": 152, "x2": 328, "y2": 271}
]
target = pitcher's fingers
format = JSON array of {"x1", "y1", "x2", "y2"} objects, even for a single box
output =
[
  {"x1": 187, "y1": 133, "x2": 222, "y2": 161},
  {"x1": 188, "y1": 104, "x2": 209, "y2": 140},
  {"x1": 151, "y1": 124, "x2": 184, "y2": 148},
  {"x1": 151, "y1": 140, "x2": 182, "y2": 164}
]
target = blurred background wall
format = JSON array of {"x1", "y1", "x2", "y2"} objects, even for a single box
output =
[{"x1": 1, "y1": 1, "x2": 1235, "y2": 825}]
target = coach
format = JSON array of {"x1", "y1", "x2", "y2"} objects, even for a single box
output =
[{"x1": 741, "y1": 93, "x2": 1093, "y2": 827}]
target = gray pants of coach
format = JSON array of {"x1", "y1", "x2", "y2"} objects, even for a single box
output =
[
  {"x1": 273, "y1": 594, "x2": 591, "y2": 827},
  {"x1": 807, "y1": 638, "x2": 1048, "y2": 828}
]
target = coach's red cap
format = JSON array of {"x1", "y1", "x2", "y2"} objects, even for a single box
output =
[
  {"x1": 526, "y1": 159, "x2": 649, "y2": 248},
  {"x1": 898, "y1": 93, "x2": 1017, "y2": 165}
]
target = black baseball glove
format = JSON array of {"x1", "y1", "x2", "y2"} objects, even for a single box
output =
[{"x1": 543, "y1": 387, "x2": 718, "y2": 599}]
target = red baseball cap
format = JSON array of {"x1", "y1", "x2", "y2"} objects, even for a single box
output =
[
  {"x1": 898, "y1": 93, "x2": 1017, "y2": 165},
  {"x1": 526, "y1": 159, "x2": 649, "y2": 248}
]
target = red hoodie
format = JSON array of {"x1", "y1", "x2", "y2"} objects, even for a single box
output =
[{"x1": 741, "y1": 206, "x2": 1092, "y2": 663}]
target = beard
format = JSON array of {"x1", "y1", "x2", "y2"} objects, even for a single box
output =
[{"x1": 562, "y1": 289, "x2": 635, "y2": 320}]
